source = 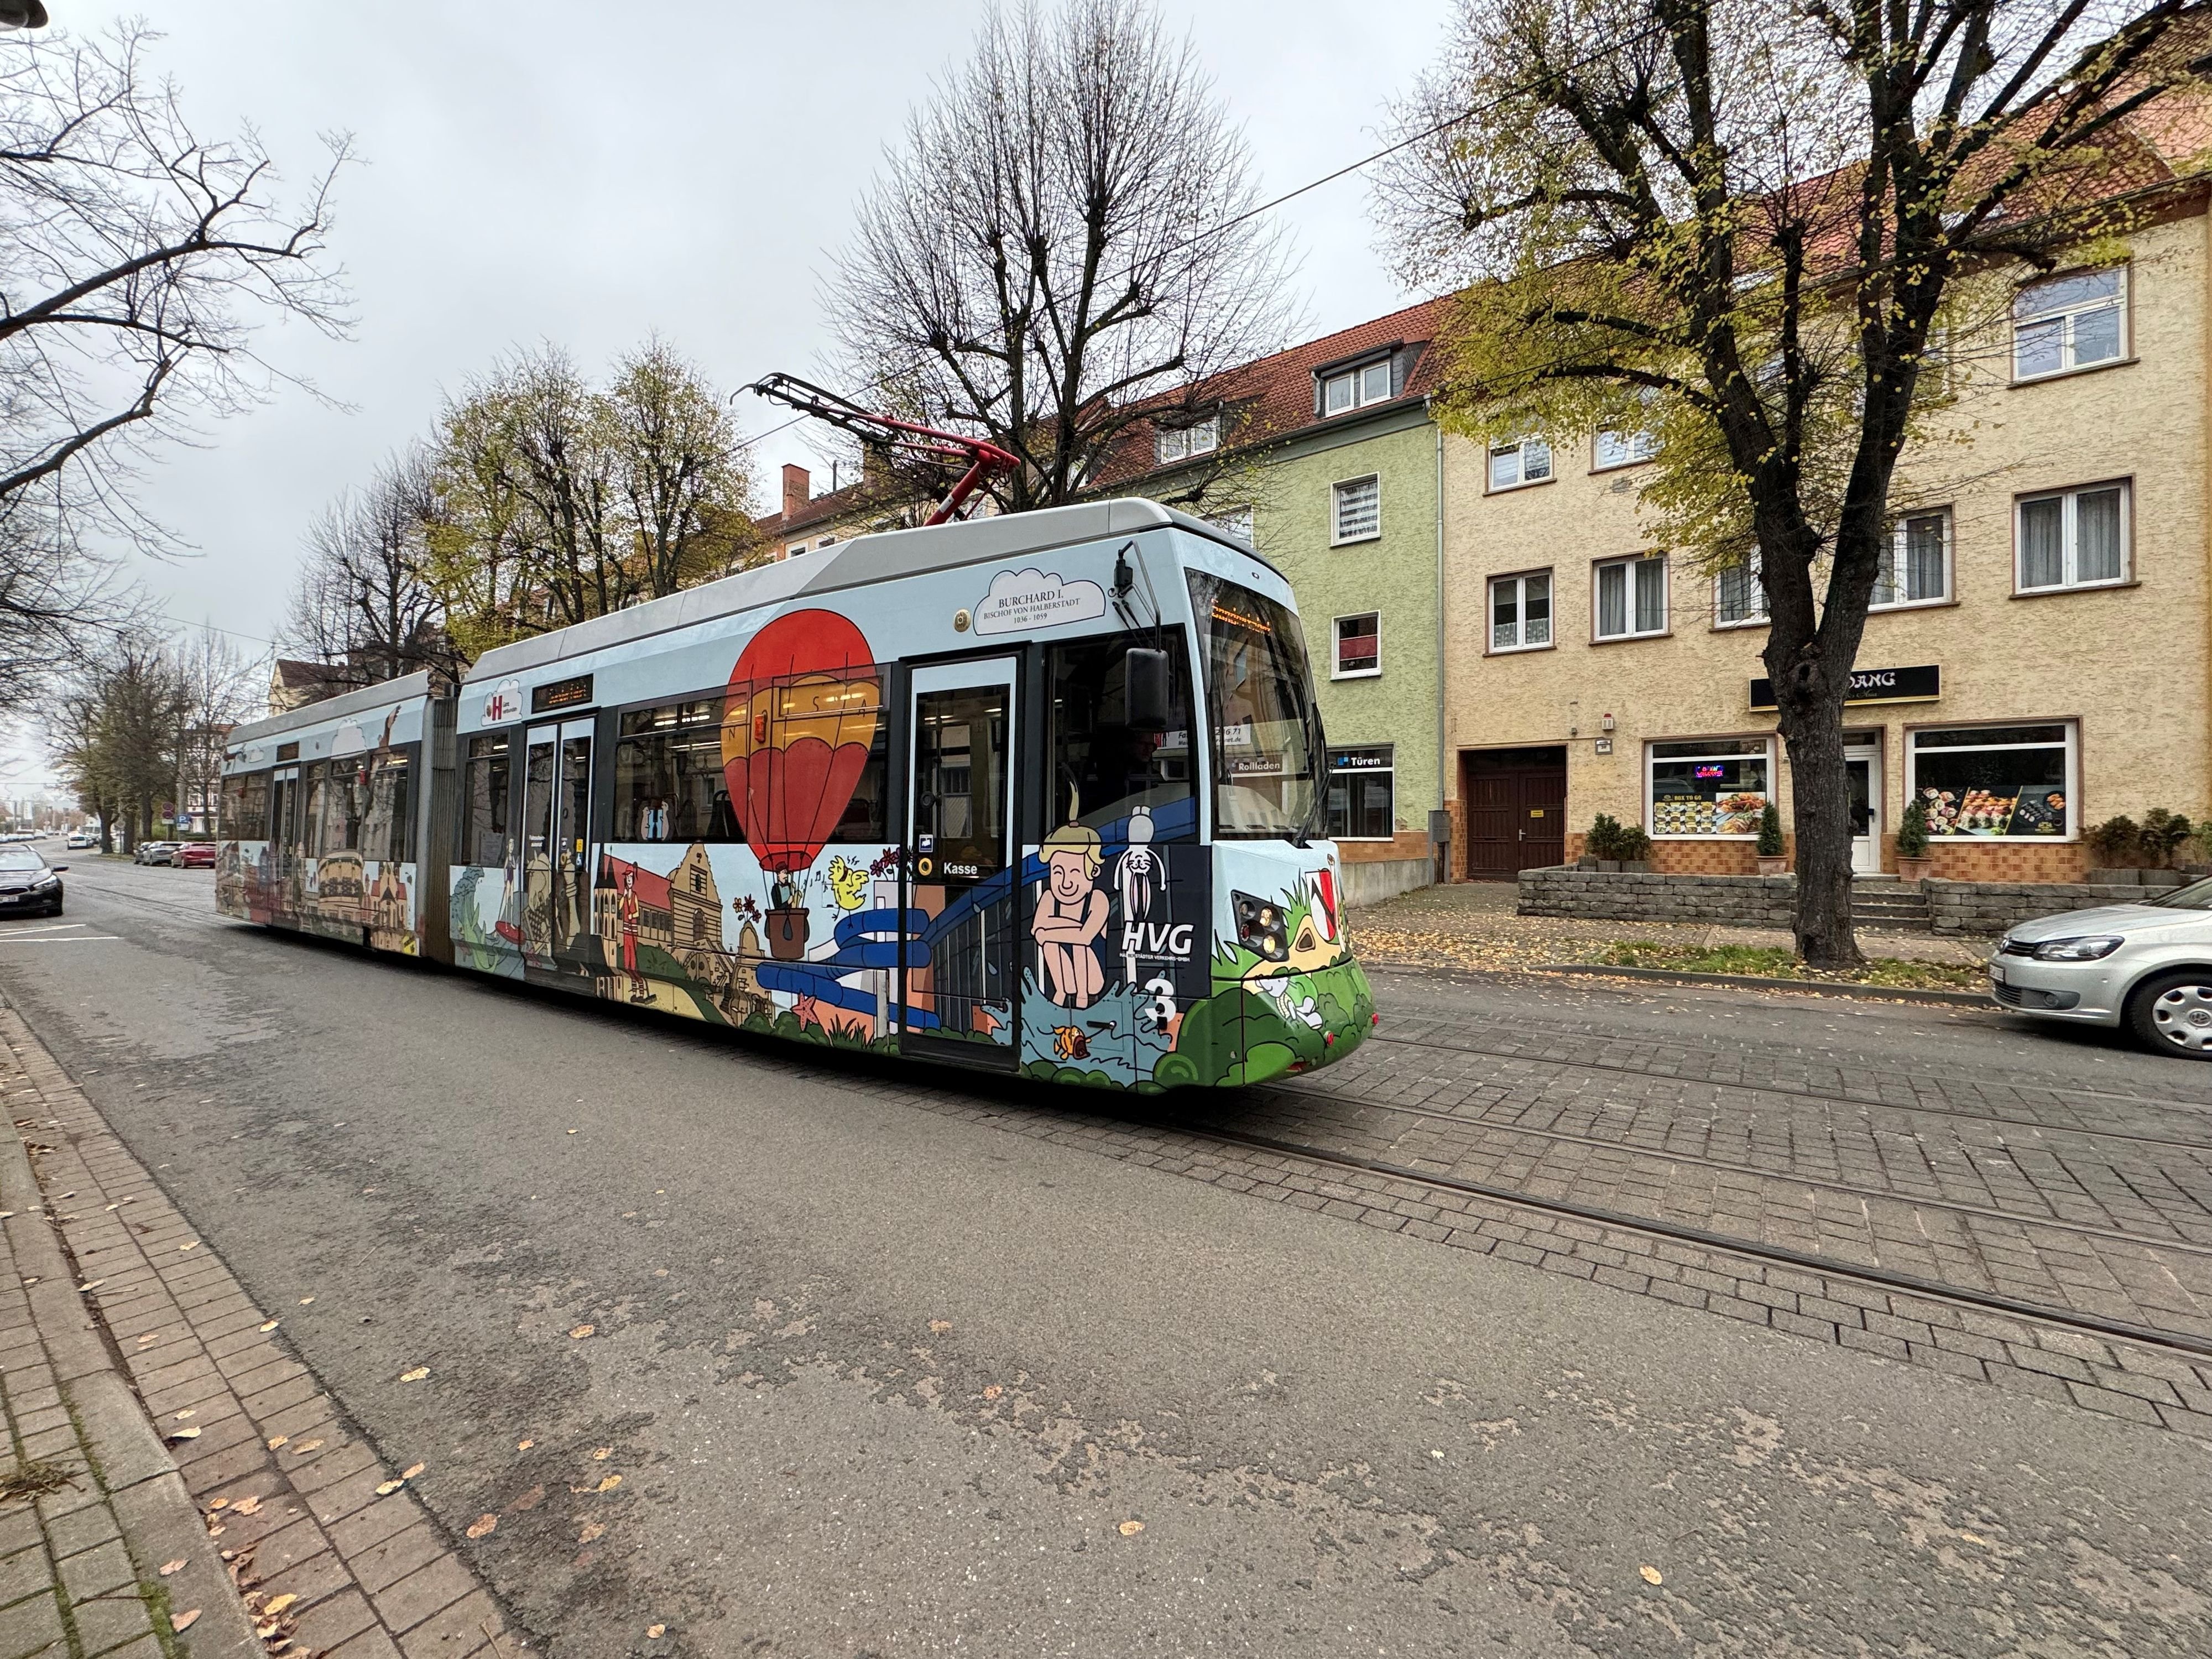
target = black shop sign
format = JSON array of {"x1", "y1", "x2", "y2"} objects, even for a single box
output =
[{"x1": 1750, "y1": 664, "x2": 1939, "y2": 712}]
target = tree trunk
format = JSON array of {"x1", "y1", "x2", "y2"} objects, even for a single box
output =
[{"x1": 1776, "y1": 685, "x2": 1861, "y2": 969}]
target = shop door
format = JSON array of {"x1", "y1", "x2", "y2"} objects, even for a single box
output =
[
  {"x1": 520, "y1": 718, "x2": 594, "y2": 967},
  {"x1": 1462, "y1": 747, "x2": 1568, "y2": 878},
  {"x1": 902, "y1": 659, "x2": 1018, "y2": 1063},
  {"x1": 1845, "y1": 746, "x2": 1881, "y2": 875}
]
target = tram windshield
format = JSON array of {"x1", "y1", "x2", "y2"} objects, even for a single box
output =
[{"x1": 1186, "y1": 571, "x2": 1323, "y2": 838}]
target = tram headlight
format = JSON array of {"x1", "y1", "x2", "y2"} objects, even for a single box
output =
[{"x1": 1232, "y1": 890, "x2": 1288, "y2": 962}]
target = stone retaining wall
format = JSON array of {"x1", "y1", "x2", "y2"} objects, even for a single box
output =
[
  {"x1": 1517, "y1": 866, "x2": 1796, "y2": 927},
  {"x1": 1923, "y1": 878, "x2": 2185, "y2": 936}
]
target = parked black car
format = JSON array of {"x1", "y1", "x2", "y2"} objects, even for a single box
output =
[{"x1": 0, "y1": 846, "x2": 65, "y2": 917}]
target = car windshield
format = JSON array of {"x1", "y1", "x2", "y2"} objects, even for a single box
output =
[
  {"x1": 1185, "y1": 570, "x2": 1322, "y2": 838},
  {"x1": 2146, "y1": 876, "x2": 2212, "y2": 911},
  {"x1": 0, "y1": 848, "x2": 45, "y2": 872}
]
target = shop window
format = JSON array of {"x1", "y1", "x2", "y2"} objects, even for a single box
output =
[
  {"x1": 1647, "y1": 737, "x2": 1771, "y2": 838},
  {"x1": 463, "y1": 734, "x2": 513, "y2": 868},
  {"x1": 1714, "y1": 554, "x2": 1765, "y2": 626},
  {"x1": 1155, "y1": 413, "x2": 1220, "y2": 465},
  {"x1": 1332, "y1": 476, "x2": 1380, "y2": 544},
  {"x1": 2013, "y1": 267, "x2": 2126, "y2": 381},
  {"x1": 1488, "y1": 437, "x2": 1552, "y2": 491},
  {"x1": 613, "y1": 698, "x2": 745, "y2": 843},
  {"x1": 1873, "y1": 512, "x2": 1951, "y2": 608},
  {"x1": 1046, "y1": 632, "x2": 1193, "y2": 834},
  {"x1": 1324, "y1": 746, "x2": 1395, "y2": 840},
  {"x1": 1594, "y1": 425, "x2": 1659, "y2": 470},
  {"x1": 2017, "y1": 483, "x2": 2127, "y2": 592},
  {"x1": 1490, "y1": 571, "x2": 1552, "y2": 651},
  {"x1": 1321, "y1": 356, "x2": 1394, "y2": 416},
  {"x1": 1595, "y1": 554, "x2": 1667, "y2": 640},
  {"x1": 1333, "y1": 612, "x2": 1381, "y2": 678},
  {"x1": 1908, "y1": 723, "x2": 2074, "y2": 838}
]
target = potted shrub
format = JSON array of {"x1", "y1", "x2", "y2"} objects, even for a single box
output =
[
  {"x1": 1586, "y1": 812, "x2": 1623, "y2": 870},
  {"x1": 2140, "y1": 808, "x2": 2193, "y2": 887},
  {"x1": 1894, "y1": 797, "x2": 1932, "y2": 886},
  {"x1": 1616, "y1": 823, "x2": 1654, "y2": 872},
  {"x1": 1755, "y1": 802, "x2": 1787, "y2": 875},
  {"x1": 2085, "y1": 815, "x2": 2141, "y2": 885}
]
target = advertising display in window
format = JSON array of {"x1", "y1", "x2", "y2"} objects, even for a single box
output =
[
  {"x1": 1910, "y1": 723, "x2": 2073, "y2": 838},
  {"x1": 1324, "y1": 747, "x2": 1394, "y2": 840},
  {"x1": 1647, "y1": 738, "x2": 1770, "y2": 837}
]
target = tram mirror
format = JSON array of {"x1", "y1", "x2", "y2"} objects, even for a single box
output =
[{"x1": 1124, "y1": 648, "x2": 1170, "y2": 733}]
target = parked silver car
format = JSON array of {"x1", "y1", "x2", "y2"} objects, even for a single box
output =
[{"x1": 1990, "y1": 878, "x2": 2212, "y2": 1057}]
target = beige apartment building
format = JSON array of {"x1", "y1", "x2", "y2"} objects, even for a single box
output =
[{"x1": 1446, "y1": 189, "x2": 2212, "y2": 885}]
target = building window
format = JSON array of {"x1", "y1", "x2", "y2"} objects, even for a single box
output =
[
  {"x1": 1321, "y1": 357, "x2": 1393, "y2": 416},
  {"x1": 2016, "y1": 482, "x2": 2128, "y2": 592},
  {"x1": 1594, "y1": 554, "x2": 1667, "y2": 640},
  {"x1": 1909, "y1": 723, "x2": 2074, "y2": 838},
  {"x1": 1155, "y1": 413, "x2": 1220, "y2": 465},
  {"x1": 1208, "y1": 505, "x2": 1253, "y2": 542},
  {"x1": 1332, "y1": 476, "x2": 1380, "y2": 544},
  {"x1": 1324, "y1": 746, "x2": 1395, "y2": 839},
  {"x1": 1647, "y1": 737, "x2": 1772, "y2": 838},
  {"x1": 1488, "y1": 437, "x2": 1552, "y2": 491},
  {"x1": 1714, "y1": 554, "x2": 1765, "y2": 626},
  {"x1": 2013, "y1": 267, "x2": 2126, "y2": 381},
  {"x1": 1873, "y1": 511, "x2": 1952, "y2": 608},
  {"x1": 817, "y1": 535, "x2": 837, "y2": 547},
  {"x1": 1333, "y1": 612, "x2": 1380, "y2": 677},
  {"x1": 1489, "y1": 571, "x2": 1552, "y2": 651},
  {"x1": 1593, "y1": 426, "x2": 1659, "y2": 470}
]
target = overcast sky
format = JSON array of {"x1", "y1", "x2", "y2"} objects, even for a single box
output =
[{"x1": 4, "y1": 0, "x2": 1446, "y2": 794}]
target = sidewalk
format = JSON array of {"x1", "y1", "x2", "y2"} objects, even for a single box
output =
[
  {"x1": 1350, "y1": 879, "x2": 1993, "y2": 974},
  {"x1": 0, "y1": 1011, "x2": 518, "y2": 1659}
]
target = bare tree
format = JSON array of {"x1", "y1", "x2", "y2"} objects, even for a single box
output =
[
  {"x1": 825, "y1": 0, "x2": 1297, "y2": 512},
  {"x1": 1374, "y1": 0, "x2": 2205, "y2": 966},
  {"x1": 166, "y1": 624, "x2": 260, "y2": 835},
  {"x1": 50, "y1": 632, "x2": 187, "y2": 849},
  {"x1": 0, "y1": 495, "x2": 144, "y2": 716},
  {"x1": 284, "y1": 450, "x2": 452, "y2": 688}
]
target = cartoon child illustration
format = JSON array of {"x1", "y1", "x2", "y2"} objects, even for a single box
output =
[{"x1": 1032, "y1": 821, "x2": 1109, "y2": 1009}]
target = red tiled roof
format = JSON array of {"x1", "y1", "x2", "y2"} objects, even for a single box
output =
[{"x1": 603, "y1": 855, "x2": 671, "y2": 913}]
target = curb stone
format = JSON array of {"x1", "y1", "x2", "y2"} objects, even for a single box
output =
[
  {"x1": 1530, "y1": 962, "x2": 1997, "y2": 1008},
  {"x1": 0, "y1": 1074, "x2": 261, "y2": 1659}
]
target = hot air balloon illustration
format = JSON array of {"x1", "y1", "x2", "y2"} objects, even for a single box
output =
[{"x1": 721, "y1": 610, "x2": 881, "y2": 959}]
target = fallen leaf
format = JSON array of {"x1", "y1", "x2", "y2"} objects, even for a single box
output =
[
  {"x1": 266, "y1": 1436, "x2": 288, "y2": 1451},
  {"x1": 1640, "y1": 1565, "x2": 1663, "y2": 1586},
  {"x1": 262, "y1": 1593, "x2": 297, "y2": 1616},
  {"x1": 466, "y1": 1514, "x2": 497, "y2": 1538},
  {"x1": 158, "y1": 1559, "x2": 185, "y2": 1575},
  {"x1": 374, "y1": 1479, "x2": 405, "y2": 1496},
  {"x1": 259, "y1": 1319, "x2": 279, "y2": 1332},
  {"x1": 595, "y1": 1474, "x2": 622, "y2": 1493},
  {"x1": 508, "y1": 1484, "x2": 545, "y2": 1512},
  {"x1": 568, "y1": 1324, "x2": 595, "y2": 1339},
  {"x1": 173, "y1": 1410, "x2": 195, "y2": 1421},
  {"x1": 171, "y1": 1610, "x2": 201, "y2": 1633},
  {"x1": 577, "y1": 1519, "x2": 604, "y2": 1544},
  {"x1": 166, "y1": 1427, "x2": 200, "y2": 1442},
  {"x1": 929, "y1": 1319, "x2": 952, "y2": 1334},
  {"x1": 399, "y1": 1366, "x2": 430, "y2": 1383},
  {"x1": 136, "y1": 1333, "x2": 158, "y2": 1346},
  {"x1": 290, "y1": 1439, "x2": 323, "y2": 1455},
  {"x1": 589, "y1": 1446, "x2": 612, "y2": 1461},
  {"x1": 179, "y1": 1241, "x2": 199, "y2": 1251},
  {"x1": 299, "y1": 1296, "x2": 314, "y2": 1305},
  {"x1": 982, "y1": 1385, "x2": 1002, "y2": 1401},
  {"x1": 207, "y1": 1498, "x2": 228, "y2": 1511},
  {"x1": 401, "y1": 1462, "x2": 425, "y2": 1480},
  {"x1": 516, "y1": 1439, "x2": 534, "y2": 1452},
  {"x1": 231, "y1": 1496, "x2": 262, "y2": 1516},
  {"x1": 77, "y1": 1280, "x2": 103, "y2": 1291},
  {"x1": 647, "y1": 1625, "x2": 666, "y2": 1639},
  {"x1": 1118, "y1": 1520, "x2": 1144, "y2": 1537}
]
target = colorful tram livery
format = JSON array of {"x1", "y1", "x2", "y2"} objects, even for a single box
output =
[{"x1": 218, "y1": 500, "x2": 1375, "y2": 1090}]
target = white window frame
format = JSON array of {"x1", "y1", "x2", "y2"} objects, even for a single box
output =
[
  {"x1": 2013, "y1": 481, "x2": 2131, "y2": 594},
  {"x1": 1644, "y1": 737, "x2": 1776, "y2": 841},
  {"x1": 1331, "y1": 612, "x2": 1381, "y2": 679},
  {"x1": 1320, "y1": 357, "x2": 1394, "y2": 417},
  {"x1": 1208, "y1": 505, "x2": 1253, "y2": 542},
  {"x1": 1331, "y1": 474, "x2": 1381, "y2": 545},
  {"x1": 1871, "y1": 510, "x2": 1952, "y2": 611},
  {"x1": 1593, "y1": 426, "x2": 1660, "y2": 471},
  {"x1": 1593, "y1": 554, "x2": 1668, "y2": 641},
  {"x1": 1487, "y1": 437, "x2": 1553, "y2": 492},
  {"x1": 1906, "y1": 721, "x2": 2079, "y2": 841},
  {"x1": 1154, "y1": 413, "x2": 1220, "y2": 466},
  {"x1": 1323, "y1": 746, "x2": 1396, "y2": 841},
  {"x1": 1488, "y1": 570, "x2": 1553, "y2": 653},
  {"x1": 2012, "y1": 265, "x2": 2128, "y2": 382},
  {"x1": 1713, "y1": 552, "x2": 1766, "y2": 628}
]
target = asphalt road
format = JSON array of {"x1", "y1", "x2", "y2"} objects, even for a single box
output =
[{"x1": 4, "y1": 853, "x2": 2210, "y2": 1658}]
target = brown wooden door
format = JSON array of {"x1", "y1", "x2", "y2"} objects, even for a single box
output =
[{"x1": 1462, "y1": 747, "x2": 1568, "y2": 878}]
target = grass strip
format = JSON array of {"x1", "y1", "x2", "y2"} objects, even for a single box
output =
[{"x1": 1587, "y1": 941, "x2": 1985, "y2": 991}]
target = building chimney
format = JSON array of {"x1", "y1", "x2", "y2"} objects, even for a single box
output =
[{"x1": 781, "y1": 463, "x2": 810, "y2": 521}]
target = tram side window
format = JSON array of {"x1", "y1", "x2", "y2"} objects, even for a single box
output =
[
  {"x1": 301, "y1": 763, "x2": 328, "y2": 858},
  {"x1": 465, "y1": 734, "x2": 514, "y2": 867},
  {"x1": 361, "y1": 747, "x2": 416, "y2": 863},
  {"x1": 613, "y1": 700, "x2": 744, "y2": 843},
  {"x1": 1047, "y1": 633, "x2": 1194, "y2": 833},
  {"x1": 322, "y1": 757, "x2": 368, "y2": 853},
  {"x1": 222, "y1": 774, "x2": 269, "y2": 840},
  {"x1": 828, "y1": 706, "x2": 890, "y2": 842}
]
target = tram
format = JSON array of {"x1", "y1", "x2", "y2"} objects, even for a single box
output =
[{"x1": 217, "y1": 499, "x2": 1374, "y2": 1090}]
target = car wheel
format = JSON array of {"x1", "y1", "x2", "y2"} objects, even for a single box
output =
[{"x1": 2127, "y1": 971, "x2": 2212, "y2": 1059}]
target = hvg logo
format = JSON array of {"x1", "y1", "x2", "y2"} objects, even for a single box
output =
[
  {"x1": 483, "y1": 677, "x2": 523, "y2": 723},
  {"x1": 1121, "y1": 921, "x2": 1194, "y2": 959}
]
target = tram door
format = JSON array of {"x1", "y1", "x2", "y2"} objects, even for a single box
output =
[
  {"x1": 902, "y1": 659, "x2": 1018, "y2": 1061},
  {"x1": 520, "y1": 718, "x2": 594, "y2": 969},
  {"x1": 268, "y1": 765, "x2": 301, "y2": 910}
]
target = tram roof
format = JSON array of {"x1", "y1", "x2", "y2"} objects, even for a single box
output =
[
  {"x1": 228, "y1": 670, "x2": 437, "y2": 748},
  {"x1": 463, "y1": 497, "x2": 1267, "y2": 687}
]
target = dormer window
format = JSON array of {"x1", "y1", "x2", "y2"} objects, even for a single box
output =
[
  {"x1": 1319, "y1": 356, "x2": 1394, "y2": 416},
  {"x1": 1154, "y1": 413, "x2": 1221, "y2": 466}
]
